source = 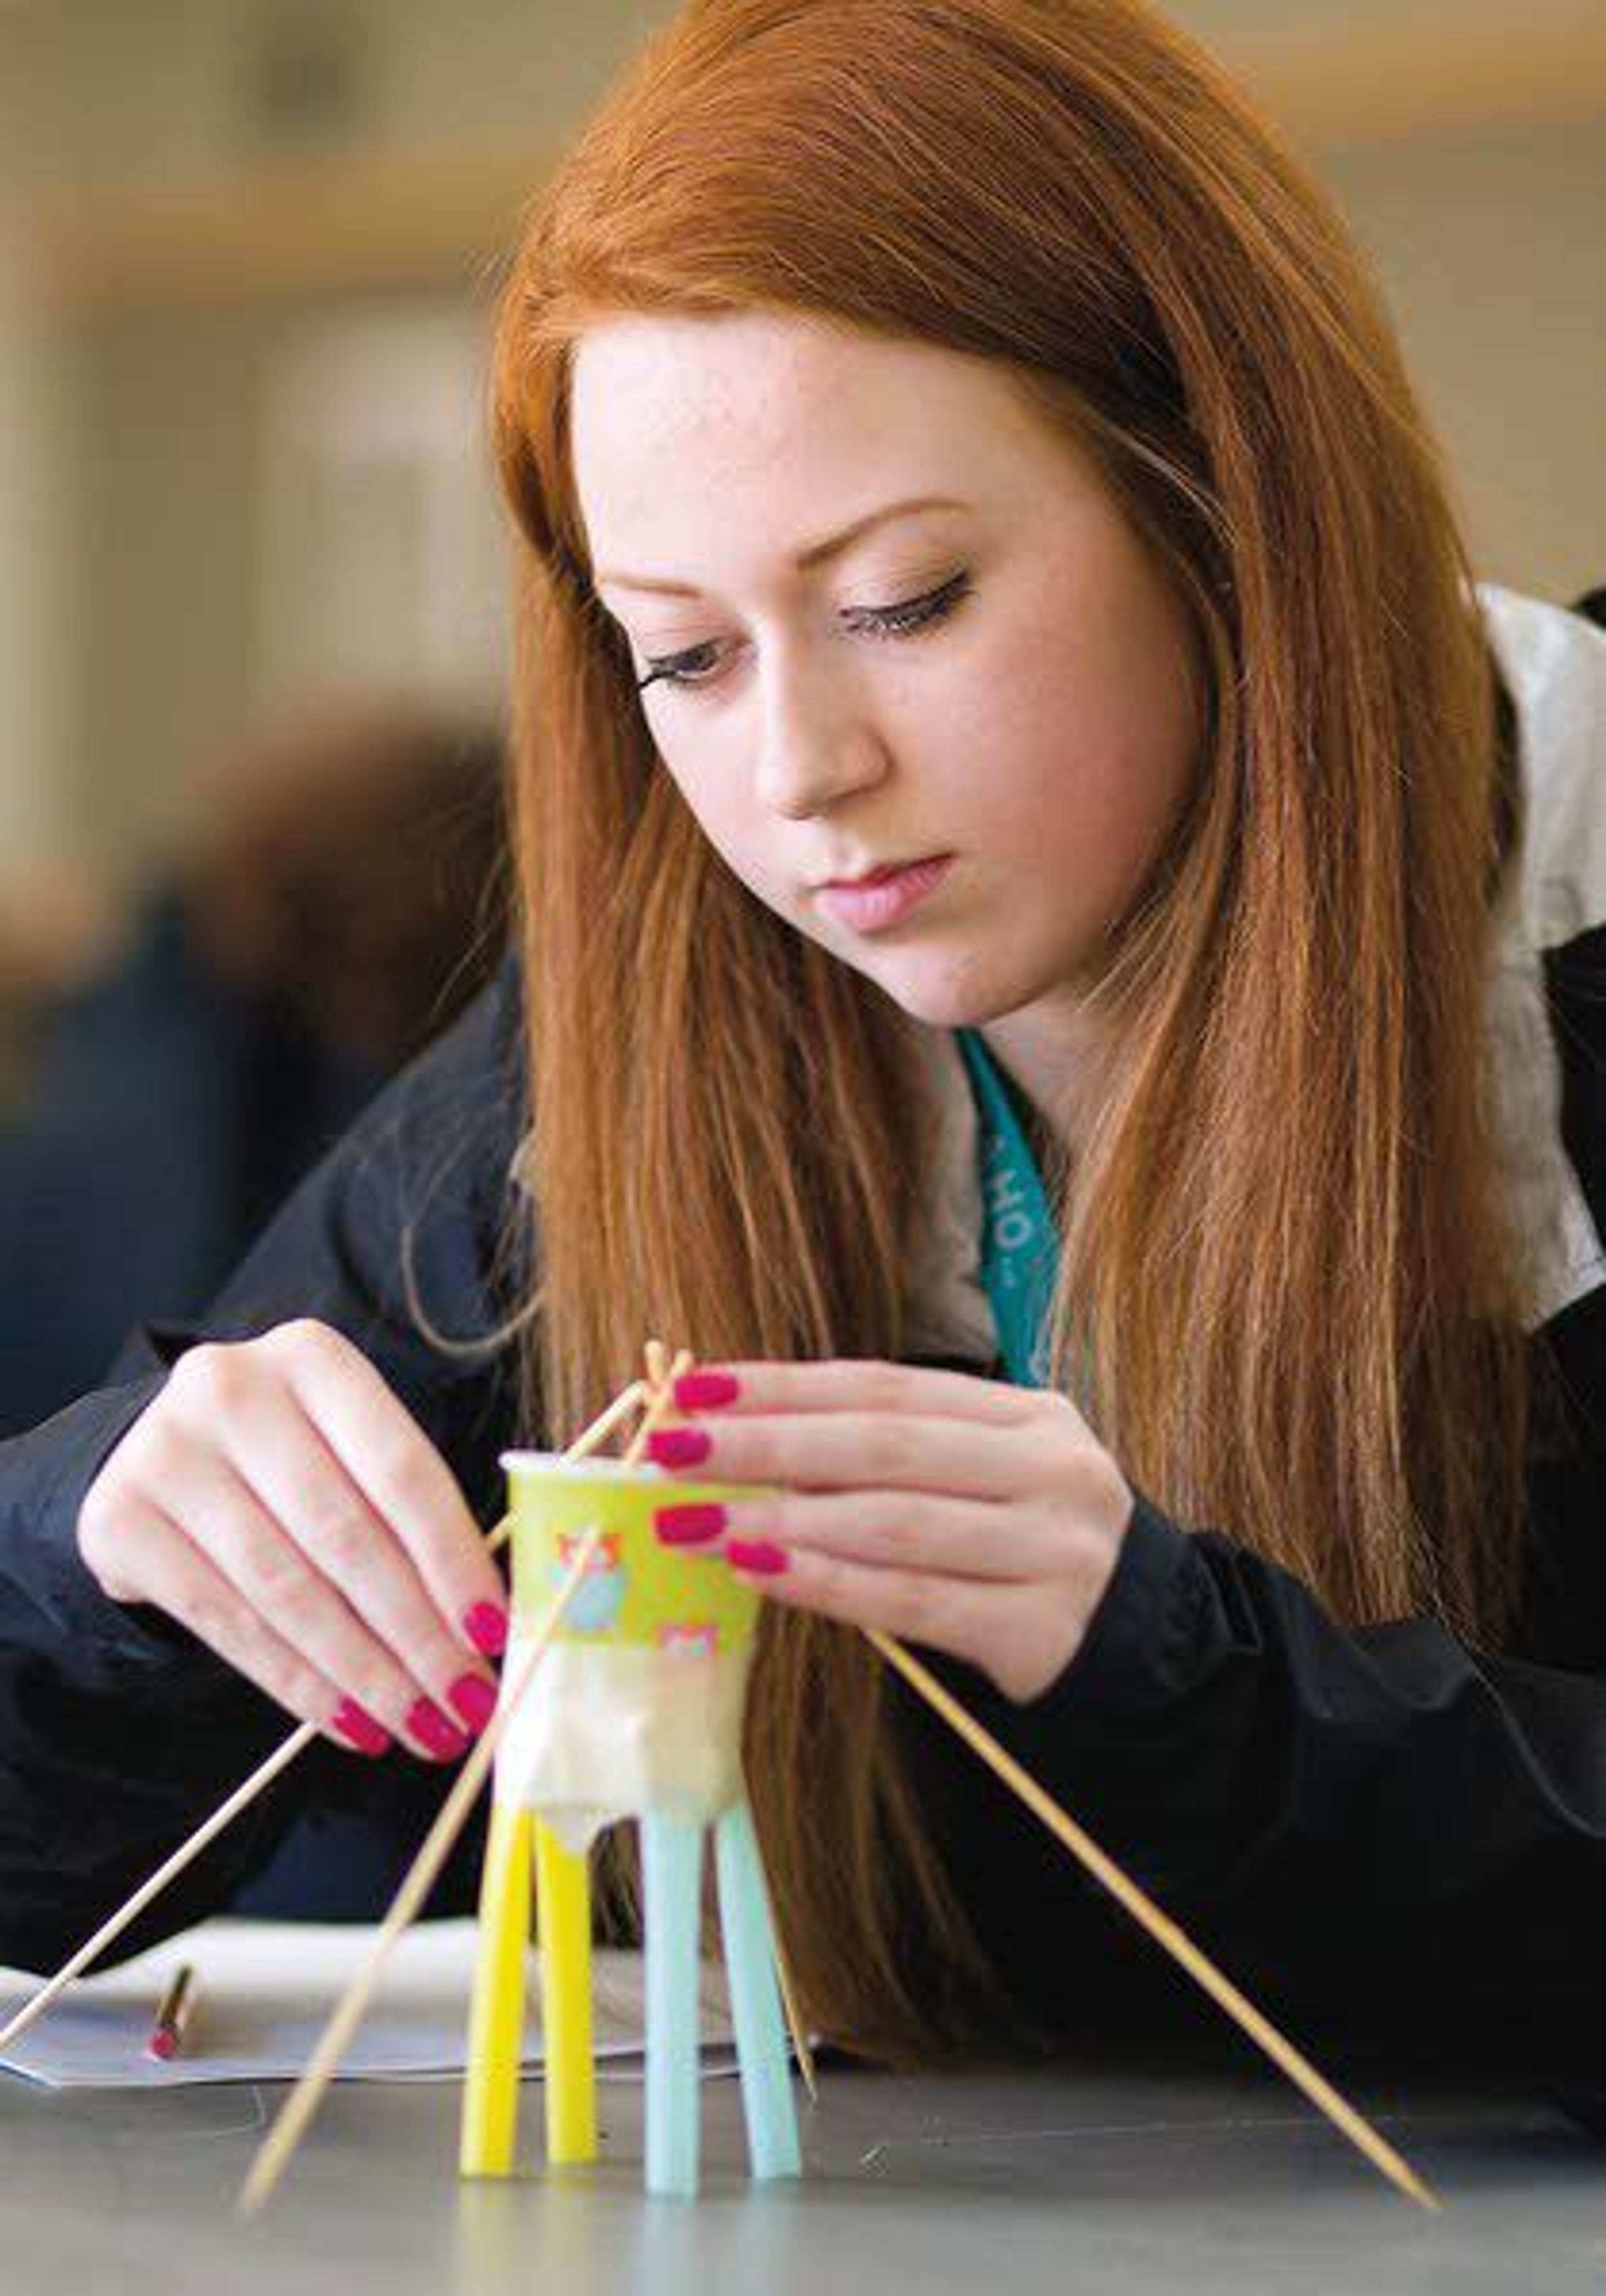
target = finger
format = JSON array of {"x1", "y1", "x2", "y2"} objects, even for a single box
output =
[
  {"x1": 151, "y1": 1422, "x2": 473, "y2": 1762},
  {"x1": 199, "y1": 1379, "x2": 499, "y2": 1734},
  {"x1": 726, "y1": 1544, "x2": 1092, "y2": 1700},
  {"x1": 265, "y1": 1323, "x2": 508, "y2": 1652},
  {"x1": 652, "y1": 1407, "x2": 1070, "y2": 1501},
  {"x1": 674, "y1": 1357, "x2": 1055, "y2": 1426},
  {"x1": 689, "y1": 1490, "x2": 1065, "y2": 1582},
  {"x1": 724, "y1": 1539, "x2": 1015, "y2": 1666},
  {"x1": 94, "y1": 1494, "x2": 386, "y2": 1754}
]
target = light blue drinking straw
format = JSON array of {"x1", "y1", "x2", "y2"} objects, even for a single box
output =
[
  {"x1": 641, "y1": 1811, "x2": 703, "y2": 2198},
  {"x1": 714, "y1": 1797, "x2": 802, "y2": 2179}
]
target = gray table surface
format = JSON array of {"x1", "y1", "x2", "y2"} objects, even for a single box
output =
[{"x1": 3, "y1": 2035, "x2": 1603, "y2": 2295}]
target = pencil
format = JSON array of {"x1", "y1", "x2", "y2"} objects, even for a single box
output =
[{"x1": 145, "y1": 1962, "x2": 199, "y2": 2062}]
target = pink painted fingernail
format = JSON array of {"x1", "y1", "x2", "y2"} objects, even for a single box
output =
[
  {"x1": 726, "y1": 1539, "x2": 789, "y2": 1577},
  {"x1": 673, "y1": 1371, "x2": 741, "y2": 1409},
  {"x1": 462, "y1": 1601, "x2": 509, "y2": 1657},
  {"x1": 332, "y1": 1698, "x2": 391, "y2": 1756},
  {"x1": 448, "y1": 1674, "x2": 498, "y2": 1734},
  {"x1": 655, "y1": 1503, "x2": 726, "y2": 1545},
  {"x1": 407, "y1": 1698, "x2": 469, "y2": 1761},
  {"x1": 648, "y1": 1427, "x2": 712, "y2": 1468}
]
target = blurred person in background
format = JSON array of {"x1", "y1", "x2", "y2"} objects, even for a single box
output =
[
  {"x1": 0, "y1": 710, "x2": 506, "y2": 1436},
  {"x1": 0, "y1": 877, "x2": 116, "y2": 1121}
]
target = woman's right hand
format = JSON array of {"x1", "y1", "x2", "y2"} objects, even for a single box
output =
[{"x1": 75, "y1": 1319, "x2": 511, "y2": 1763}]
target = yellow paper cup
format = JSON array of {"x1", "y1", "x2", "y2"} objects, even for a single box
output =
[
  {"x1": 496, "y1": 1451, "x2": 785, "y2": 1841},
  {"x1": 500, "y1": 1450, "x2": 783, "y2": 1653}
]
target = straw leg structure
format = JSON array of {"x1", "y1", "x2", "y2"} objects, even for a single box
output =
[
  {"x1": 714, "y1": 1797, "x2": 802, "y2": 2180},
  {"x1": 640, "y1": 1811, "x2": 705, "y2": 2199},
  {"x1": 239, "y1": 1330, "x2": 1430, "y2": 2219},
  {"x1": 534, "y1": 1818, "x2": 597, "y2": 2164},
  {"x1": 460, "y1": 1800, "x2": 533, "y2": 2176},
  {"x1": 239, "y1": 1350, "x2": 692, "y2": 2212}
]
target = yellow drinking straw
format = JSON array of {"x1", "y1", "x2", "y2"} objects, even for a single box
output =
[
  {"x1": 534, "y1": 1819, "x2": 597, "y2": 2162},
  {"x1": 459, "y1": 1802, "x2": 534, "y2": 2176}
]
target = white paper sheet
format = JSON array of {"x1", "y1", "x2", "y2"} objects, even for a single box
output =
[{"x1": 0, "y1": 1919, "x2": 739, "y2": 2090}]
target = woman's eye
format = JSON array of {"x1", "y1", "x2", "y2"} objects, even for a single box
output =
[
  {"x1": 636, "y1": 640, "x2": 721, "y2": 693},
  {"x1": 634, "y1": 569, "x2": 972, "y2": 696}
]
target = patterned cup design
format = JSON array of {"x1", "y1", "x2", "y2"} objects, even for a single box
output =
[{"x1": 552, "y1": 1529, "x2": 627, "y2": 1632}]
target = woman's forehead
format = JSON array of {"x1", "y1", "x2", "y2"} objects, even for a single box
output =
[
  {"x1": 569, "y1": 312, "x2": 1082, "y2": 576},
  {"x1": 570, "y1": 308, "x2": 1033, "y2": 443}
]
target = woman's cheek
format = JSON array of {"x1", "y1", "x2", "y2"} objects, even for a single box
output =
[{"x1": 665, "y1": 767, "x2": 791, "y2": 915}]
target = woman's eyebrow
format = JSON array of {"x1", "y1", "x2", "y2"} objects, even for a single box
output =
[{"x1": 594, "y1": 494, "x2": 970, "y2": 598}]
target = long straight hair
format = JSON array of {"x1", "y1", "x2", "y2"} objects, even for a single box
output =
[{"x1": 481, "y1": 0, "x2": 1534, "y2": 2063}]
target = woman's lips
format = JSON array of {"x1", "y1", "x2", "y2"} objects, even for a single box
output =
[{"x1": 815, "y1": 854, "x2": 955, "y2": 931}]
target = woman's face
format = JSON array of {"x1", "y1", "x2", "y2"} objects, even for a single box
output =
[{"x1": 570, "y1": 310, "x2": 1202, "y2": 1036}]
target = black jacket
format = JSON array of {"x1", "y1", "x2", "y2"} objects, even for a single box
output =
[
  {"x1": 0, "y1": 915, "x2": 1603, "y2": 2076},
  {"x1": 1, "y1": 587, "x2": 1603, "y2": 2076}
]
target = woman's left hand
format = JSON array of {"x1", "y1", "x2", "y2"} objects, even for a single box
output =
[{"x1": 645, "y1": 1358, "x2": 1135, "y2": 1704}]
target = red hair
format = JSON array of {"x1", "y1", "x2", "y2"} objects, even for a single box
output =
[{"x1": 481, "y1": 0, "x2": 1530, "y2": 2061}]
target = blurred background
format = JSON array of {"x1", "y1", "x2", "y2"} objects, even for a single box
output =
[{"x1": 0, "y1": 0, "x2": 1601, "y2": 1422}]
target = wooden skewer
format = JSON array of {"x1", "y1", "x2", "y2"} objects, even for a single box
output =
[
  {"x1": 0, "y1": 1721, "x2": 316, "y2": 2056},
  {"x1": 864, "y1": 1627, "x2": 1440, "y2": 2214},
  {"x1": 763, "y1": 1882, "x2": 818, "y2": 2104},
  {"x1": 12, "y1": 1332, "x2": 1427, "y2": 2214},
  {"x1": 239, "y1": 1352, "x2": 693, "y2": 2212},
  {"x1": 0, "y1": 1376, "x2": 649, "y2": 2060},
  {"x1": 240, "y1": 1530, "x2": 608, "y2": 2212}
]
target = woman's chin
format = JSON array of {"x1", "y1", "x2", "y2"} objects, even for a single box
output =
[{"x1": 868, "y1": 959, "x2": 1008, "y2": 1033}]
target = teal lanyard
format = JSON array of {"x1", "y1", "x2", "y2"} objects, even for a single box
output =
[{"x1": 953, "y1": 1028, "x2": 1059, "y2": 1388}]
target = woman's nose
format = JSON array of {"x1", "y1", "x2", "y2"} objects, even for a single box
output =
[{"x1": 753, "y1": 665, "x2": 890, "y2": 818}]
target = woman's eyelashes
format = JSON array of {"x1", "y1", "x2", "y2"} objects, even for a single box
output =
[{"x1": 633, "y1": 569, "x2": 973, "y2": 695}]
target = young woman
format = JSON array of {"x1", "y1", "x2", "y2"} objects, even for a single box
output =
[{"x1": 2, "y1": 0, "x2": 1602, "y2": 2077}]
